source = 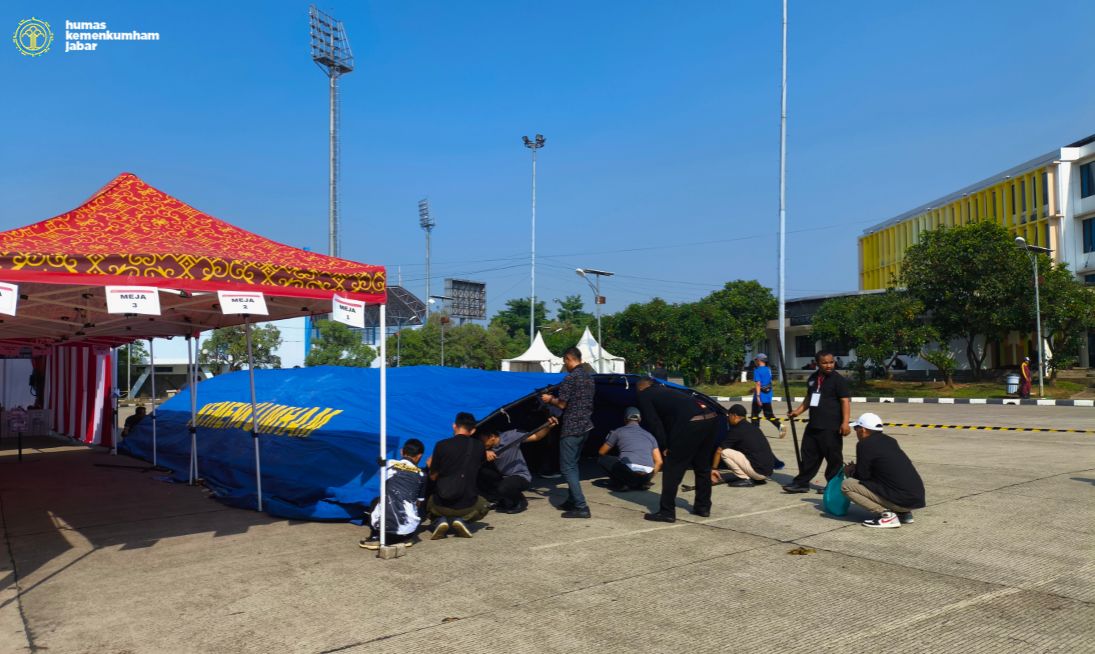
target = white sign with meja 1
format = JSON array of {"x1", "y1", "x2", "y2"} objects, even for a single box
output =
[
  {"x1": 105, "y1": 286, "x2": 161, "y2": 315},
  {"x1": 332, "y1": 294, "x2": 365, "y2": 328},
  {"x1": 217, "y1": 290, "x2": 269, "y2": 315},
  {"x1": 0, "y1": 282, "x2": 18, "y2": 316}
]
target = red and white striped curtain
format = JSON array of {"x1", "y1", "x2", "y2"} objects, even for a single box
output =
[{"x1": 44, "y1": 344, "x2": 114, "y2": 446}]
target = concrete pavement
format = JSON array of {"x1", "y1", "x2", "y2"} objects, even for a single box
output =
[{"x1": 1, "y1": 404, "x2": 1092, "y2": 653}]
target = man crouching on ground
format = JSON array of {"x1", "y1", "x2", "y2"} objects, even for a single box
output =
[
  {"x1": 842, "y1": 413, "x2": 926, "y2": 528},
  {"x1": 597, "y1": 406, "x2": 662, "y2": 491},
  {"x1": 477, "y1": 416, "x2": 558, "y2": 514},
  {"x1": 360, "y1": 438, "x2": 427, "y2": 550},
  {"x1": 425, "y1": 412, "x2": 491, "y2": 539}
]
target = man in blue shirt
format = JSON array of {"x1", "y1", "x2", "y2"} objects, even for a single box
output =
[
  {"x1": 750, "y1": 354, "x2": 782, "y2": 436},
  {"x1": 597, "y1": 407, "x2": 663, "y2": 491}
]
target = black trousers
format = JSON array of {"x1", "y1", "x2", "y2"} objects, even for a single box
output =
[
  {"x1": 598, "y1": 455, "x2": 652, "y2": 489},
  {"x1": 477, "y1": 464, "x2": 531, "y2": 509},
  {"x1": 659, "y1": 417, "x2": 719, "y2": 516},
  {"x1": 791, "y1": 425, "x2": 844, "y2": 487},
  {"x1": 751, "y1": 397, "x2": 781, "y2": 428}
]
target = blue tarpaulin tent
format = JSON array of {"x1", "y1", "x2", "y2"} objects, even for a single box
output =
[{"x1": 121, "y1": 366, "x2": 564, "y2": 520}]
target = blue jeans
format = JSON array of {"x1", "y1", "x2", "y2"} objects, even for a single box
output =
[{"x1": 559, "y1": 431, "x2": 590, "y2": 510}]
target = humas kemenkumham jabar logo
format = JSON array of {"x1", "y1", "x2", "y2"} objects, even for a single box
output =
[{"x1": 13, "y1": 17, "x2": 53, "y2": 56}]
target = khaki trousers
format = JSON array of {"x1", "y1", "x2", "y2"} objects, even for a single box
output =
[
  {"x1": 720, "y1": 449, "x2": 767, "y2": 481},
  {"x1": 841, "y1": 478, "x2": 911, "y2": 514}
]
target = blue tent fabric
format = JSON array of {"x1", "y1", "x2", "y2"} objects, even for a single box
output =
[{"x1": 120, "y1": 366, "x2": 563, "y2": 520}]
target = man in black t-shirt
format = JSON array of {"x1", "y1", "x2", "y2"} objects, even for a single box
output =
[
  {"x1": 425, "y1": 412, "x2": 490, "y2": 539},
  {"x1": 842, "y1": 412, "x2": 926, "y2": 528},
  {"x1": 712, "y1": 404, "x2": 775, "y2": 488},
  {"x1": 784, "y1": 350, "x2": 851, "y2": 493}
]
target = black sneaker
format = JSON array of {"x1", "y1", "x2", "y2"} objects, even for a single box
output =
[
  {"x1": 561, "y1": 508, "x2": 591, "y2": 519},
  {"x1": 897, "y1": 512, "x2": 914, "y2": 525},
  {"x1": 782, "y1": 484, "x2": 810, "y2": 494},
  {"x1": 728, "y1": 479, "x2": 755, "y2": 488},
  {"x1": 643, "y1": 512, "x2": 676, "y2": 523},
  {"x1": 429, "y1": 518, "x2": 450, "y2": 540},
  {"x1": 691, "y1": 508, "x2": 711, "y2": 517},
  {"x1": 450, "y1": 519, "x2": 473, "y2": 538}
]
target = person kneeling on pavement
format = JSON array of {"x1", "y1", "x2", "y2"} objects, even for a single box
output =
[
  {"x1": 842, "y1": 413, "x2": 926, "y2": 529},
  {"x1": 597, "y1": 406, "x2": 663, "y2": 491},
  {"x1": 711, "y1": 404, "x2": 775, "y2": 487},
  {"x1": 478, "y1": 416, "x2": 558, "y2": 514},
  {"x1": 425, "y1": 412, "x2": 491, "y2": 539},
  {"x1": 360, "y1": 439, "x2": 427, "y2": 550}
]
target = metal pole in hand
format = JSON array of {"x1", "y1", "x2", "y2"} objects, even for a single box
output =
[{"x1": 775, "y1": 338, "x2": 802, "y2": 467}]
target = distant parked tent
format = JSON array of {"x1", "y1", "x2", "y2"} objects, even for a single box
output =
[{"x1": 501, "y1": 331, "x2": 563, "y2": 373}]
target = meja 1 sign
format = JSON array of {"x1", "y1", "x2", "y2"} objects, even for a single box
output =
[
  {"x1": 105, "y1": 286, "x2": 161, "y2": 315},
  {"x1": 332, "y1": 294, "x2": 365, "y2": 328},
  {"x1": 0, "y1": 282, "x2": 18, "y2": 316},
  {"x1": 216, "y1": 291, "x2": 269, "y2": 315}
]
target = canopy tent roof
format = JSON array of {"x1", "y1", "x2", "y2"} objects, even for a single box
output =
[
  {"x1": 501, "y1": 331, "x2": 563, "y2": 372},
  {"x1": 0, "y1": 173, "x2": 389, "y2": 353},
  {"x1": 575, "y1": 326, "x2": 625, "y2": 369}
]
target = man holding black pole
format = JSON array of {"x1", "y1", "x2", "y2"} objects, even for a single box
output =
[{"x1": 783, "y1": 350, "x2": 851, "y2": 494}]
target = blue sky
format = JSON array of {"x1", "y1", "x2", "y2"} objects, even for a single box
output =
[{"x1": 3, "y1": 1, "x2": 1094, "y2": 365}]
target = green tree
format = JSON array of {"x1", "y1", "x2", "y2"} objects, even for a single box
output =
[
  {"x1": 200, "y1": 324, "x2": 283, "y2": 371},
  {"x1": 679, "y1": 281, "x2": 777, "y2": 384},
  {"x1": 901, "y1": 221, "x2": 1028, "y2": 379},
  {"x1": 553, "y1": 295, "x2": 594, "y2": 326},
  {"x1": 305, "y1": 320, "x2": 376, "y2": 367},
  {"x1": 811, "y1": 290, "x2": 935, "y2": 381},
  {"x1": 116, "y1": 340, "x2": 149, "y2": 371},
  {"x1": 490, "y1": 298, "x2": 549, "y2": 340},
  {"x1": 1030, "y1": 261, "x2": 1095, "y2": 379},
  {"x1": 603, "y1": 298, "x2": 681, "y2": 374},
  {"x1": 387, "y1": 315, "x2": 519, "y2": 369},
  {"x1": 920, "y1": 348, "x2": 958, "y2": 388}
]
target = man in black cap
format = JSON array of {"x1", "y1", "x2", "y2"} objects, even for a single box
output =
[
  {"x1": 712, "y1": 404, "x2": 775, "y2": 487},
  {"x1": 597, "y1": 406, "x2": 662, "y2": 491},
  {"x1": 635, "y1": 377, "x2": 719, "y2": 522},
  {"x1": 783, "y1": 350, "x2": 851, "y2": 494}
]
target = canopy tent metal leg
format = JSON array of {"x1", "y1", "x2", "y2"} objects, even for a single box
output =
[
  {"x1": 192, "y1": 336, "x2": 200, "y2": 480},
  {"x1": 379, "y1": 304, "x2": 388, "y2": 548},
  {"x1": 245, "y1": 318, "x2": 263, "y2": 512},
  {"x1": 187, "y1": 335, "x2": 200, "y2": 484},
  {"x1": 149, "y1": 338, "x2": 158, "y2": 467},
  {"x1": 111, "y1": 346, "x2": 120, "y2": 455}
]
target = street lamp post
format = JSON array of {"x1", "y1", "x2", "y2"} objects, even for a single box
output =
[
  {"x1": 576, "y1": 268, "x2": 614, "y2": 373},
  {"x1": 523, "y1": 134, "x2": 545, "y2": 346},
  {"x1": 429, "y1": 295, "x2": 453, "y2": 366},
  {"x1": 1015, "y1": 237, "x2": 1050, "y2": 397}
]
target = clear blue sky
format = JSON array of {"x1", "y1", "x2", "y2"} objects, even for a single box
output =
[{"x1": 3, "y1": 1, "x2": 1094, "y2": 361}]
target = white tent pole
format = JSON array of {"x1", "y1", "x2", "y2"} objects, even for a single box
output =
[
  {"x1": 379, "y1": 303, "x2": 388, "y2": 548},
  {"x1": 187, "y1": 336, "x2": 195, "y2": 484},
  {"x1": 111, "y1": 347, "x2": 120, "y2": 455},
  {"x1": 149, "y1": 339, "x2": 157, "y2": 467},
  {"x1": 245, "y1": 318, "x2": 263, "y2": 512},
  {"x1": 192, "y1": 336, "x2": 200, "y2": 481}
]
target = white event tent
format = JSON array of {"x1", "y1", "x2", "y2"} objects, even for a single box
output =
[{"x1": 501, "y1": 331, "x2": 563, "y2": 372}]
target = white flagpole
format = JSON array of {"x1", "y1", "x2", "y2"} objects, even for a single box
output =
[
  {"x1": 111, "y1": 347, "x2": 120, "y2": 455},
  {"x1": 379, "y1": 303, "x2": 388, "y2": 548},
  {"x1": 187, "y1": 336, "x2": 196, "y2": 484},
  {"x1": 245, "y1": 318, "x2": 263, "y2": 512},
  {"x1": 192, "y1": 336, "x2": 201, "y2": 481},
  {"x1": 149, "y1": 339, "x2": 158, "y2": 467}
]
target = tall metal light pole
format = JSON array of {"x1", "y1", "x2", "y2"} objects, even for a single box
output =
[
  {"x1": 429, "y1": 295, "x2": 453, "y2": 366},
  {"x1": 523, "y1": 134, "x2": 545, "y2": 345},
  {"x1": 576, "y1": 268, "x2": 613, "y2": 373},
  {"x1": 419, "y1": 199, "x2": 435, "y2": 306},
  {"x1": 1015, "y1": 237, "x2": 1049, "y2": 397},
  {"x1": 309, "y1": 6, "x2": 354, "y2": 258},
  {"x1": 777, "y1": 0, "x2": 789, "y2": 379}
]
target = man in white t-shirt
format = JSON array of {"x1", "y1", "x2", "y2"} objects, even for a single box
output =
[{"x1": 597, "y1": 407, "x2": 663, "y2": 491}]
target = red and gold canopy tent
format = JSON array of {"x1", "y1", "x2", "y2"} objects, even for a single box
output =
[{"x1": 0, "y1": 173, "x2": 386, "y2": 350}]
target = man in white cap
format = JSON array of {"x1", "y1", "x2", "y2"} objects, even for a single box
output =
[
  {"x1": 842, "y1": 412, "x2": 925, "y2": 528},
  {"x1": 598, "y1": 407, "x2": 663, "y2": 491}
]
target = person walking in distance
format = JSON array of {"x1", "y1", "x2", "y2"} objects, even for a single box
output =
[
  {"x1": 540, "y1": 347, "x2": 596, "y2": 519},
  {"x1": 1018, "y1": 356, "x2": 1032, "y2": 399},
  {"x1": 749, "y1": 354, "x2": 783, "y2": 436},
  {"x1": 782, "y1": 351, "x2": 851, "y2": 494}
]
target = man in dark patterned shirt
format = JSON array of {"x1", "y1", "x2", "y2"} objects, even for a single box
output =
[{"x1": 541, "y1": 347, "x2": 596, "y2": 519}]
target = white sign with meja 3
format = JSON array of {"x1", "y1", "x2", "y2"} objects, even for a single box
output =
[{"x1": 105, "y1": 286, "x2": 161, "y2": 315}]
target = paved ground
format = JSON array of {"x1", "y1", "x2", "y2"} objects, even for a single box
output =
[{"x1": 1, "y1": 404, "x2": 1092, "y2": 653}]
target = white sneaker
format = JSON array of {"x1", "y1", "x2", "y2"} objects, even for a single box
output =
[
  {"x1": 779, "y1": 423, "x2": 787, "y2": 439},
  {"x1": 862, "y1": 511, "x2": 901, "y2": 529}
]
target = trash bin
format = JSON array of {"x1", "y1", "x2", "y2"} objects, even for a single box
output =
[{"x1": 1006, "y1": 373, "x2": 1020, "y2": 394}]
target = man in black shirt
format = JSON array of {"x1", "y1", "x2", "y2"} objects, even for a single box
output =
[
  {"x1": 784, "y1": 351, "x2": 851, "y2": 494},
  {"x1": 712, "y1": 404, "x2": 775, "y2": 488},
  {"x1": 636, "y1": 377, "x2": 720, "y2": 522},
  {"x1": 842, "y1": 412, "x2": 926, "y2": 528},
  {"x1": 425, "y1": 412, "x2": 490, "y2": 539},
  {"x1": 540, "y1": 347, "x2": 596, "y2": 519}
]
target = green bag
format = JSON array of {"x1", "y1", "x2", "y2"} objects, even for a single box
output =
[{"x1": 822, "y1": 466, "x2": 850, "y2": 516}]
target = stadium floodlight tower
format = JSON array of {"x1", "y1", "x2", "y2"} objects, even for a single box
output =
[
  {"x1": 522, "y1": 134, "x2": 545, "y2": 346},
  {"x1": 419, "y1": 199, "x2": 435, "y2": 308},
  {"x1": 309, "y1": 5, "x2": 354, "y2": 258}
]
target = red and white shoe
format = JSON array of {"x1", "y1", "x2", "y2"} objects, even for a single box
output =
[{"x1": 862, "y1": 511, "x2": 901, "y2": 528}]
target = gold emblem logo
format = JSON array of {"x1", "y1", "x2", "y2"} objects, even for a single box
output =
[{"x1": 12, "y1": 17, "x2": 53, "y2": 57}]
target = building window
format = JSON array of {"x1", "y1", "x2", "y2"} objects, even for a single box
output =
[
  {"x1": 795, "y1": 335, "x2": 816, "y2": 359},
  {"x1": 1084, "y1": 218, "x2": 1095, "y2": 254},
  {"x1": 1082, "y1": 161, "x2": 1095, "y2": 199},
  {"x1": 1085, "y1": 274, "x2": 1095, "y2": 286}
]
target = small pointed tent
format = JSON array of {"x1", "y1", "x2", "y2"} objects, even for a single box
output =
[
  {"x1": 576, "y1": 326, "x2": 626, "y2": 373},
  {"x1": 501, "y1": 331, "x2": 563, "y2": 372}
]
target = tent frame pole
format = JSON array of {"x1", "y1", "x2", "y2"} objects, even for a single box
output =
[
  {"x1": 245, "y1": 318, "x2": 263, "y2": 512},
  {"x1": 187, "y1": 336, "x2": 196, "y2": 484},
  {"x1": 149, "y1": 339, "x2": 158, "y2": 467},
  {"x1": 111, "y1": 346, "x2": 120, "y2": 455},
  {"x1": 379, "y1": 304, "x2": 388, "y2": 549}
]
